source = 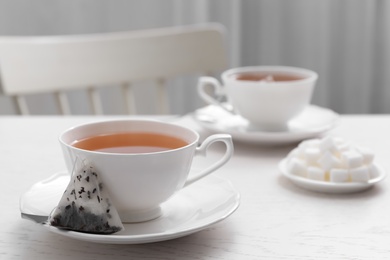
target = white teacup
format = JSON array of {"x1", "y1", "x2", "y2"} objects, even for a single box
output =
[
  {"x1": 59, "y1": 119, "x2": 233, "y2": 223},
  {"x1": 198, "y1": 66, "x2": 318, "y2": 131}
]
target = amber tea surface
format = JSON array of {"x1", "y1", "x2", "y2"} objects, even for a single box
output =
[
  {"x1": 71, "y1": 132, "x2": 188, "y2": 153},
  {"x1": 230, "y1": 72, "x2": 305, "y2": 82}
]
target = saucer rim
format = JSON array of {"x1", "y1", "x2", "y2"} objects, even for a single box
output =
[
  {"x1": 20, "y1": 172, "x2": 240, "y2": 244},
  {"x1": 279, "y1": 158, "x2": 386, "y2": 193},
  {"x1": 194, "y1": 104, "x2": 340, "y2": 144}
]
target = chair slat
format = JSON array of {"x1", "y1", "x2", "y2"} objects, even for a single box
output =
[
  {"x1": 54, "y1": 91, "x2": 71, "y2": 115},
  {"x1": 87, "y1": 87, "x2": 103, "y2": 115},
  {"x1": 156, "y1": 78, "x2": 169, "y2": 114},
  {"x1": 13, "y1": 95, "x2": 29, "y2": 115},
  {"x1": 121, "y1": 83, "x2": 137, "y2": 115}
]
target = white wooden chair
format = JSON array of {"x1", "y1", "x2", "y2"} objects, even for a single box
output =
[{"x1": 0, "y1": 23, "x2": 227, "y2": 115}]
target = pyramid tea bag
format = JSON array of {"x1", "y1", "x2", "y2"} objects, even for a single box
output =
[{"x1": 49, "y1": 159, "x2": 124, "y2": 234}]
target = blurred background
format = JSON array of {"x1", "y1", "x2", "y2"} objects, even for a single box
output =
[{"x1": 0, "y1": 0, "x2": 388, "y2": 115}]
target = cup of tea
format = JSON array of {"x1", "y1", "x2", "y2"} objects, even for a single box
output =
[
  {"x1": 59, "y1": 119, "x2": 234, "y2": 222},
  {"x1": 198, "y1": 66, "x2": 318, "y2": 131}
]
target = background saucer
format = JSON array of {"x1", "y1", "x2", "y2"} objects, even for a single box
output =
[{"x1": 193, "y1": 104, "x2": 339, "y2": 145}]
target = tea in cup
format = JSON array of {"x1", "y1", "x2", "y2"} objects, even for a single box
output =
[
  {"x1": 198, "y1": 66, "x2": 318, "y2": 131},
  {"x1": 59, "y1": 119, "x2": 234, "y2": 222}
]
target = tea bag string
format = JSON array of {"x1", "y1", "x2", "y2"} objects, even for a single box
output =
[{"x1": 70, "y1": 156, "x2": 89, "y2": 177}]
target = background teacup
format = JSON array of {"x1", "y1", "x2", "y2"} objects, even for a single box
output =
[
  {"x1": 198, "y1": 66, "x2": 318, "y2": 131},
  {"x1": 59, "y1": 119, "x2": 233, "y2": 223}
]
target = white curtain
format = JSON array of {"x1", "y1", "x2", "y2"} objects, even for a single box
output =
[{"x1": 0, "y1": 0, "x2": 389, "y2": 115}]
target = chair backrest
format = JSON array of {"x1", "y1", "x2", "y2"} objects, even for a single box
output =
[{"x1": 0, "y1": 23, "x2": 227, "y2": 115}]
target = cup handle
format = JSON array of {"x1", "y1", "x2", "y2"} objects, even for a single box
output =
[
  {"x1": 198, "y1": 77, "x2": 236, "y2": 114},
  {"x1": 197, "y1": 76, "x2": 226, "y2": 105},
  {"x1": 184, "y1": 134, "x2": 234, "y2": 187}
]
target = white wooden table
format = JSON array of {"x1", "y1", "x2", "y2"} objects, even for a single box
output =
[{"x1": 2, "y1": 114, "x2": 390, "y2": 259}]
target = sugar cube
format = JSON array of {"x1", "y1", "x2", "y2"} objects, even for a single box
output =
[
  {"x1": 307, "y1": 167, "x2": 326, "y2": 181},
  {"x1": 341, "y1": 150, "x2": 364, "y2": 169},
  {"x1": 368, "y1": 164, "x2": 380, "y2": 179},
  {"x1": 298, "y1": 139, "x2": 321, "y2": 149},
  {"x1": 336, "y1": 142, "x2": 350, "y2": 152},
  {"x1": 304, "y1": 147, "x2": 321, "y2": 166},
  {"x1": 287, "y1": 148, "x2": 302, "y2": 160},
  {"x1": 350, "y1": 165, "x2": 370, "y2": 182},
  {"x1": 318, "y1": 151, "x2": 342, "y2": 172},
  {"x1": 330, "y1": 168, "x2": 349, "y2": 183},
  {"x1": 356, "y1": 146, "x2": 375, "y2": 165},
  {"x1": 334, "y1": 141, "x2": 350, "y2": 157},
  {"x1": 287, "y1": 158, "x2": 307, "y2": 177},
  {"x1": 319, "y1": 136, "x2": 338, "y2": 154},
  {"x1": 332, "y1": 137, "x2": 345, "y2": 145}
]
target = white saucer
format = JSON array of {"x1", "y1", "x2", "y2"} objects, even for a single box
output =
[
  {"x1": 20, "y1": 172, "x2": 240, "y2": 244},
  {"x1": 193, "y1": 104, "x2": 339, "y2": 145},
  {"x1": 279, "y1": 159, "x2": 386, "y2": 194}
]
